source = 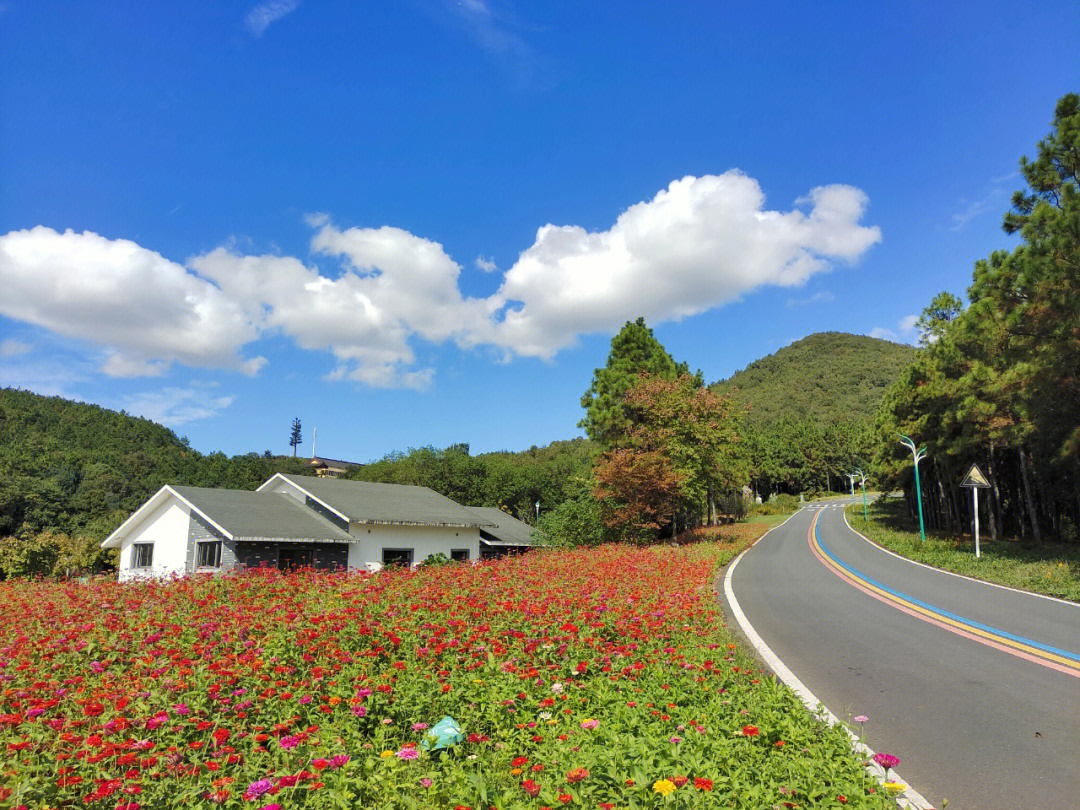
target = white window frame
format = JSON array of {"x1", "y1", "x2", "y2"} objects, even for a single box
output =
[
  {"x1": 132, "y1": 543, "x2": 154, "y2": 569},
  {"x1": 381, "y1": 548, "x2": 414, "y2": 567},
  {"x1": 196, "y1": 540, "x2": 222, "y2": 569}
]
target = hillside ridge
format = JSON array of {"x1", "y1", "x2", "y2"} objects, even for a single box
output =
[{"x1": 712, "y1": 331, "x2": 919, "y2": 427}]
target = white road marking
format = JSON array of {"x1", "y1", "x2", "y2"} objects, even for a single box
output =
[{"x1": 723, "y1": 514, "x2": 936, "y2": 810}]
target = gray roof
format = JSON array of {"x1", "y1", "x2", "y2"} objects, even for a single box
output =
[
  {"x1": 172, "y1": 485, "x2": 353, "y2": 542},
  {"x1": 471, "y1": 507, "x2": 535, "y2": 547},
  {"x1": 273, "y1": 474, "x2": 496, "y2": 528}
]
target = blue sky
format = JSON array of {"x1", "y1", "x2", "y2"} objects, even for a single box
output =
[{"x1": 1, "y1": 1, "x2": 1077, "y2": 460}]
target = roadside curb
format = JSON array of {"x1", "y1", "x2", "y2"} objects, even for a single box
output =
[
  {"x1": 841, "y1": 505, "x2": 1079, "y2": 609},
  {"x1": 722, "y1": 507, "x2": 936, "y2": 810}
]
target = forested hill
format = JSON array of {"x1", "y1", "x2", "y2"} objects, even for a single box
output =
[
  {"x1": 0, "y1": 388, "x2": 315, "y2": 541},
  {"x1": 712, "y1": 332, "x2": 919, "y2": 427}
]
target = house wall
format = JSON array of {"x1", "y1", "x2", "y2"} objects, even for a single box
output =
[
  {"x1": 346, "y1": 524, "x2": 480, "y2": 570},
  {"x1": 186, "y1": 513, "x2": 236, "y2": 573},
  {"x1": 117, "y1": 498, "x2": 191, "y2": 582}
]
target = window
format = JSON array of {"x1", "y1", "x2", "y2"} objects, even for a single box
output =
[
  {"x1": 450, "y1": 548, "x2": 469, "y2": 562},
  {"x1": 381, "y1": 548, "x2": 414, "y2": 567},
  {"x1": 196, "y1": 540, "x2": 222, "y2": 568},
  {"x1": 132, "y1": 543, "x2": 154, "y2": 568}
]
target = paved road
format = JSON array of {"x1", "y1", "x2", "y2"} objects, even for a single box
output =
[{"x1": 725, "y1": 501, "x2": 1080, "y2": 810}]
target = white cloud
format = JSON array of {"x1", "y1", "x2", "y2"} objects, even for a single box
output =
[
  {"x1": 482, "y1": 173, "x2": 881, "y2": 358},
  {"x1": 476, "y1": 255, "x2": 498, "y2": 273},
  {"x1": 121, "y1": 387, "x2": 235, "y2": 426},
  {"x1": 245, "y1": 0, "x2": 300, "y2": 37},
  {"x1": 870, "y1": 327, "x2": 897, "y2": 340},
  {"x1": 871, "y1": 314, "x2": 920, "y2": 344},
  {"x1": 0, "y1": 338, "x2": 31, "y2": 358},
  {"x1": 1, "y1": 171, "x2": 882, "y2": 389},
  {"x1": 899, "y1": 313, "x2": 919, "y2": 333},
  {"x1": 0, "y1": 227, "x2": 266, "y2": 378},
  {"x1": 786, "y1": 291, "x2": 836, "y2": 307}
]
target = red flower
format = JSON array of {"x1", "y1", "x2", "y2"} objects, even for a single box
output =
[
  {"x1": 741, "y1": 725, "x2": 759, "y2": 737},
  {"x1": 558, "y1": 794, "x2": 572, "y2": 805},
  {"x1": 522, "y1": 779, "x2": 541, "y2": 797},
  {"x1": 694, "y1": 777, "x2": 713, "y2": 791},
  {"x1": 837, "y1": 796, "x2": 848, "y2": 804},
  {"x1": 566, "y1": 767, "x2": 589, "y2": 783}
]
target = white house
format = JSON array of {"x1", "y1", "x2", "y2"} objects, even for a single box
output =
[{"x1": 102, "y1": 474, "x2": 497, "y2": 581}]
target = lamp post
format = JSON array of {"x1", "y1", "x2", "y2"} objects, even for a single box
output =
[
  {"x1": 897, "y1": 434, "x2": 928, "y2": 543},
  {"x1": 845, "y1": 472, "x2": 857, "y2": 502},
  {"x1": 854, "y1": 468, "x2": 868, "y2": 523}
]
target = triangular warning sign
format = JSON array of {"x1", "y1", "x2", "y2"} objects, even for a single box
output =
[{"x1": 960, "y1": 463, "x2": 991, "y2": 488}]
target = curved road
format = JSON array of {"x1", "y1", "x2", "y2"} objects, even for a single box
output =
[{"x1": 725, "y1": 501, "x2": 1080, "y2": 809}]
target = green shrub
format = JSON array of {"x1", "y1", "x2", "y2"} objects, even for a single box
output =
[{"x1": 536, "y1": 489, "x2": 606, "y2": 548}]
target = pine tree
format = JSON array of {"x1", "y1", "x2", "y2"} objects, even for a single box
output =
[{"x1": 289, "y1": 418, "x2": 302, "y2": 457}]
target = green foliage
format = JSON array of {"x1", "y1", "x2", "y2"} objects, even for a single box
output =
[
  {"x1": 535, "y1": 486, "x2": 606, "y2": 548},
  {"x1": 0, "y1": 530, "x2": 111, "y2": 579},
  {"x1": 579, "y1": 318, "x2": 700, "y2": 449},
  {"x1": 0, "y1": 387, "x2": 316, "y2": 544},
  {"x1": 418, "y1": 552, "x2": 452, "y2": 567},
  {"x1": 713, "y1": 332, "x2": 918, "y2": 429},
  {"x1": 875, "y1": 93, "x2": 1080, "y2": 543},
  {"x1": 347, "y1": 439, "x2": 593, "y2": 525}
]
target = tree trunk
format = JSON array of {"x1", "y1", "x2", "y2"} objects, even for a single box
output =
[
  {"x1": 1018, "y1": 448, "x2": 1042, "y2": 543},
  {"x1": 987, "y1": 448, "x2": 1001, "y2": 541}
]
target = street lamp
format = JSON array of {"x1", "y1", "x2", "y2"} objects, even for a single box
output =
[
  {"x1": 897, "y1": 434, "x2": 928, "y2": 543},
  {"x1": 845, "y1": 472, "x2": 857, "y2": 501},
  {"x1": 854, "y1": 468, "x2": 869, "y2": 524}
]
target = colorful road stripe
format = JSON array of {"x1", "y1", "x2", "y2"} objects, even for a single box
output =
[{"x1": 807, "y1": 509, "x2": 1080, "y2": 679}]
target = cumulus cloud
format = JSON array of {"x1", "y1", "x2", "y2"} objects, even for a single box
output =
[
  {"x1": 870, "y1": 326, "x2": 897, "y2": 341},
  {"x1": 245, "y1": 0, "x2": 300, "y2": 37},
  {"x1": 476, "y1": 255, "x2": 498, "y2": 272},
  {"x1": 483, "y1": 173, "x2": 881, "y2": 358},
  {"x1": 899, "y1": 314, "x2": 919, "y2": 333},
  {"x1": 121, "y1": 387, "x2": 236, "y2": 426},
  {"x1": 870, "y1": 314, "x2": 920, "y2": 344},
  {"x1": 0, "y1": 227, "x2": 265, "y2": 377},
  {"x1": 0, "y1": 172, "x2": 882, "y2": 388}
]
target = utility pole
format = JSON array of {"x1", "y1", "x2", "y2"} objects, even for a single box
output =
[{"x1": 897, "y1": 434, "x2": 928, "y2": 543}]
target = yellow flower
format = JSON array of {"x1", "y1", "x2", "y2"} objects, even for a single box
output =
[
  {"x1": 884, "y1": 781, "x2": 906, "y2": 793},
  {"x1": 380, "y1": 750, "x2": 395, "y2": 758},
  {"x1": 653, "y1": 779, "x2": 677, "y2": 796}
]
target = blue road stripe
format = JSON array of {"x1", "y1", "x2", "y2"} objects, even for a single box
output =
[{"x1": 814, "y1": 515, "x2": 1080, "y2": 664}]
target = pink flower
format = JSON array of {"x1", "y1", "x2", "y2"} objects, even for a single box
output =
[
  {"x1": 853, "y1": 715, "x2": 868, "y2": 724},
  {"x1": 330, "y1": 754, "x2": 350, "y2": 769},
  {"x1": 580, "y1": 719, "x2": 599, "y2": 730},
  {"x1": 396, "y1": 747, "x2": 419, "y2": 760},
  {"x1": 412, "y1": 722, "x2": 429, "y2": 731},
  {"x1": 420, "y1": 778, "x2": 433, "y2": 788},
  {"x1": 243, "y1": 779, "x2": 273, "y2": 800},
  {"x1": 279, "y1": 736, "x2": 300, "y2": 750},
  {"x1": 872, "y1": 753, "x2": 900, "y2": 771}
]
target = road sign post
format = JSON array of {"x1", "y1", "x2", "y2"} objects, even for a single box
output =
[{"x1": 960, "y1": 463, "x2": 991, "y2": 558}]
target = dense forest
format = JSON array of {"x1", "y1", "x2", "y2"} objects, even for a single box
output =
[
  {"x1": 712, "y1": 333, "x2": 917, "y2": 498},
  {"x1": 874, "y1": 94, "x2": 1080, "y2": 544}
]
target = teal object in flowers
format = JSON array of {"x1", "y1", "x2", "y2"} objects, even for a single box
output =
[{"x1": 422, "y1": 716, "x2": 464, "y2": 751}]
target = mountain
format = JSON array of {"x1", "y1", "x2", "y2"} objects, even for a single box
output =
[{"x1": 712, "y1": 332, "x2": 919, "y2": 428}]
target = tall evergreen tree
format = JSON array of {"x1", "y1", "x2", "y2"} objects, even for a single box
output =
[
  {"x1": 289, "y1": 418, "x2": 303, "y2": 457},
  {"x1": 579, "y1": 318, "x2": 699, "y2": 450}
]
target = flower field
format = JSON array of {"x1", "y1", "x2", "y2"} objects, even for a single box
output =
[{"x1": 0, "y1": 543, "x2": 892, "y2": 809}]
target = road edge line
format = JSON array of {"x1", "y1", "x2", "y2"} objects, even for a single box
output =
[
  {"x1": 842, "y1": 506, "x2": 1078, "y2": 609},
  {"x1": 723, "y1": 517, "x2": 936, "y2": 810}
]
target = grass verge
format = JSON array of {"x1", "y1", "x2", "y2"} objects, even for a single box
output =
[{"x1": 847, "y1": 496, "x2": 1080, "y2": 602}]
